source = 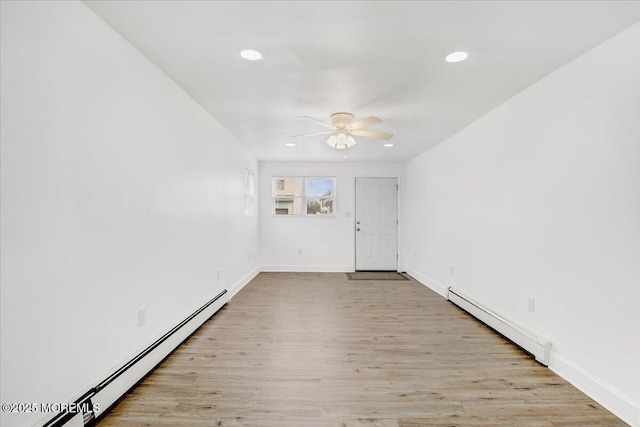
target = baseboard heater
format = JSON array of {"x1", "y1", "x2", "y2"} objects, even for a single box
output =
[
  {"x1": 37, "y1": 289, "x2": 228, "y2": 427},
  {"x1": 447, "y1": 287, "x2": 552, "y2": 366}
]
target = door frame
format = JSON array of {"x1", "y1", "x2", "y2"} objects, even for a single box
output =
[{"x1": 353, "y1": 176, "x2": 402, "y2": 272}]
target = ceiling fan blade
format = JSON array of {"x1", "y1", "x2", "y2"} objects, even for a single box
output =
[
  {"x1": 349, "y1": 116, "x2": 382, "y2": 130},
  {"x1": 292, "y1": 131, "x2": 334, "y2": 138},
  {"x1": 351, "y1": 129, "x2": 393, "y2": 140},
  {"x1": 300, "y1": 116, "x2": 334, "y2": 129}
]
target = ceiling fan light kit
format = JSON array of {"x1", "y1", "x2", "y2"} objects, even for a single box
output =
[
  {"x1": 296, "y1": 112, "x2": 393, "y2": 151},
  {"x1": 327, "y1": 130, "x2": 356, "y2": 150}
]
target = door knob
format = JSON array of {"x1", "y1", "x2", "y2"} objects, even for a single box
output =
[{"x1": 357, "y1": 228, "x2": 360, "y2": 231}]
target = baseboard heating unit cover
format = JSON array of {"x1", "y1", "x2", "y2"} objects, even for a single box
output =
[
  {"x1": 36, "y1": 289, "x2": 228, "y2": 427},
  {"x1": 447, "y1": 287, "x2": 552, "y2": 366}
]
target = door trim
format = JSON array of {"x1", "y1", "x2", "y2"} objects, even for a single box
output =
[{"x1": 353, "y1": 176, "x2": 401, "y2": 272}]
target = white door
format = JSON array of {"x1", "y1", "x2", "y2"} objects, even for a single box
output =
[{"x1": 355, "y1": 177, "x2": 398, "y2": 271}]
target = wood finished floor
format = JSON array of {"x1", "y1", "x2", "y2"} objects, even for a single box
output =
[{"x1": 98, "y1": 272, "x2": 624, "y2": 426}]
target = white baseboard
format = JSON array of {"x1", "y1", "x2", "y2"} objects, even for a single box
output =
[
  {"x1": 405, "y1": 267, "x2": 448, "y2": 297},
  {"x1": 447, "y1": 286, "x2": 552, "y2": 366},
  {"x1": 260, "y1": 265, "x2": 353, "y2": 272},
  {"x1": 34, "y1": 267, "x2": 261, "y2": 427},
  {"x1": 227, "y1": 265, "x2": 260, "y2": 299},
  {"x1": 407, "y1": 267, "x2": 638, "y2": 426},
  {"x1": 549, "y1": 352, "x2": 639, "y2": 427},
  {"x1": 37, "y1": 266, "x2": 637, "y2": 427},
  {"x1": 35, "y1": 289, "x2": 230, "y2": 427}
]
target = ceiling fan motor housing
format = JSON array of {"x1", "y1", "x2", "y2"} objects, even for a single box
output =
[{"x1": 330, "y1": 112, "x2": 354, "y2": 129}]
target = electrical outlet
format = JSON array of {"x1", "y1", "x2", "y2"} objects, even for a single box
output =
[
  {"x1": 138, "y1": 307, "x2": 146, "y2": 326},
  {"x1": 298, "y1": 249, "x2": 302, "y2": 255},
  {"x1": 527, "y1": 297, "x2": 535, "y2": 312},
  {"x1": 217, "y1": 269, "x2": 221, "y2": 280}
]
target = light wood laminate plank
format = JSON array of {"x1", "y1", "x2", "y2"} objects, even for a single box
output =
[{"x1": 98, "y1": 272, "x2": 625, "y2": 426}]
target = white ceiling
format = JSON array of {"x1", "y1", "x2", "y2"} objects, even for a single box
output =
[{"x1": 84, "y1": 1, "x2": 640, "y2": 162}]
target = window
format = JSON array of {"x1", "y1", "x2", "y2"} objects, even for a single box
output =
[
  {"x1": 243, "y1": 168, "x2": 255, "y2": 216},
  {"x1": 305, "y1": 178, "x2": 334, "y2": 215},
  {"x1": 272, "y1": 177, "x2": 335, "y2": 216},
  {"x1": 273, "y1": 177, "x2": 304, "y2": 215}
]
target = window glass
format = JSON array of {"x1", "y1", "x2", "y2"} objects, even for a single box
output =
[
  {"x1": 272, "y1": 177, "x2": 335, "y2": 216},
  {"x1": 307, "y1": 198, "x2": 334, "y2": 215},
  {"x1": 243, "y1": 169, "x2": 255, "y2": 216},
  {"x1": 274, "y1": 178, "x2": 303, "y2": 197},
  {"x1": 305, "y1": 178, "x2": 335, "y2": 215},
  {"x1": 274, "y1": 198, "x2": 304, "y2": 215}
]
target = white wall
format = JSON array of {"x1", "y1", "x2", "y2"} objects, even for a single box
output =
[
  {"x1": 260, "y1": 162, "x2": 404, "y2": 271},
  {"x1": 0, "y1": 2, "x2": 258, "y2": 426},
  {"x1": 404, "y1": 23, "x2": 640, "y2": 425}
]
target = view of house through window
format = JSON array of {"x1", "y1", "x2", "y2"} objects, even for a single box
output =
[
  {"x1": 273, "y1": 177, "x2": 304, "y2": 215},
  {"x1": 272, "y1": 177, "x2": 335, "y2": 216},
  {"x1": 306, "y1": 178, "x2": 334, "y2": 215}
]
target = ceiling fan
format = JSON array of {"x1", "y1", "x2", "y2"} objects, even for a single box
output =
[{"x1": 293, "y1": 112, "x2": 393, "y2": 150}]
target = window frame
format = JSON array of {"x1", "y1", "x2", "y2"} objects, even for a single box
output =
[
  {"x1": 243, "y1": 168, "x2": 255, "y2": 217},
  {"x1": 272, "y1": 176, "x2": 336, "y2": 217}
]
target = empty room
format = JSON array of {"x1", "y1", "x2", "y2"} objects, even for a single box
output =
[{"x1": 1, "y1": 1, "x2": 639, "y2": 426}]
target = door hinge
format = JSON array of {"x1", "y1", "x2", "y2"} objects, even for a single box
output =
[
  {"x1": 397, "y1": 219, "x2": 399, "y2": 225},
  {"x1": 397, "y1": 253, "x2": 399, "y2": 259},
  {"x1": 396, "y1": 184, "x2": 399, "y2": 190}
]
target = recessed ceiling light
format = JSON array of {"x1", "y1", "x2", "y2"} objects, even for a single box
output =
[
  {"x1": 384, "y1": 143, "x2": 394, "y2": 147},
  {"x1": 240, "y1": 49, "x2": 263, "y2": 61},
  {"x1": 446, "y1": 51, "x2": 468, "y2": 63},
  {"x1": 285, "y1": 143, "x2": 296, "y2": 147}
]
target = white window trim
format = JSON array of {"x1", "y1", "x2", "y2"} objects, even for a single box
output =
[
  {"x1": 272, "y1": 176, "x2": 336, "y2": 217},
  {"x1": 243, "y1": 168, "x2": 255, "y2": 217}
]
